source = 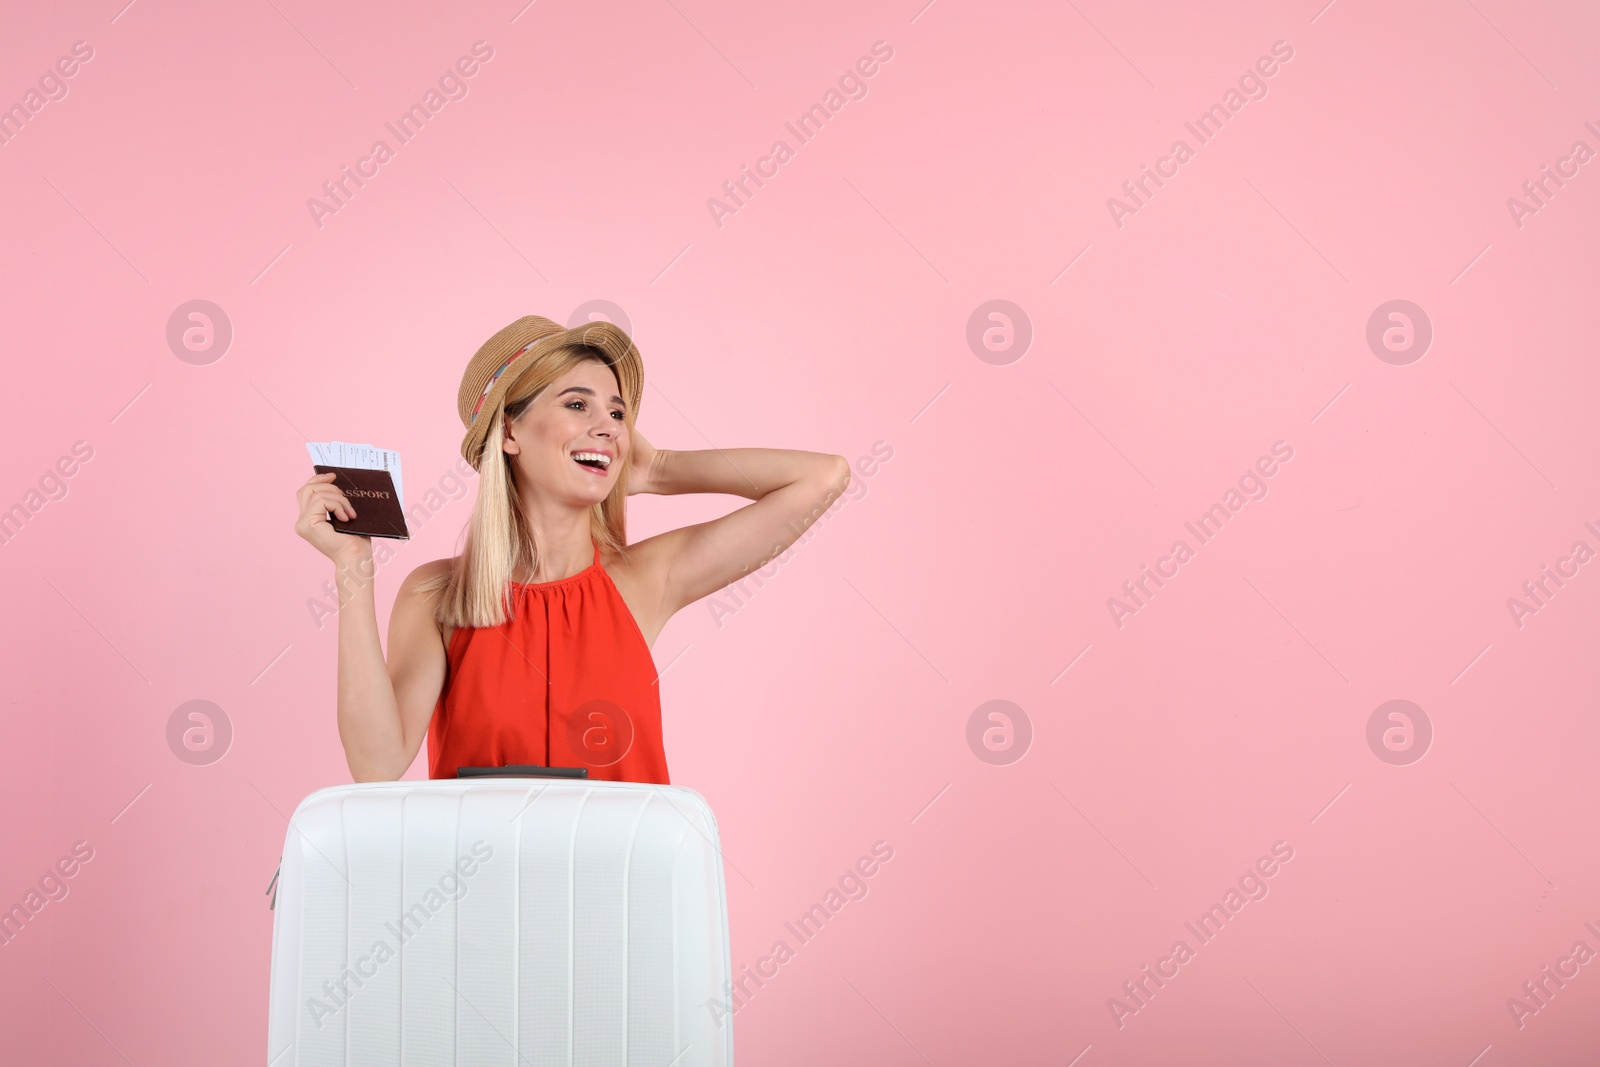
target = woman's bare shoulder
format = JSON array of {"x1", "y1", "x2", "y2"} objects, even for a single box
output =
[
  {"x1": 601, "y1": 540, "x2": 660, "y2": 593},
  {"x1": 396, "y1": 557, "x2": 457, "y2": 649},
  {"x1": 396, "y1": 556, "x2": 457, "y2": 599},
  {"x1": 603, "y1": 536, "x2": 672, "y2": 579},
  {"x1": 601, "y1": 539, "x2": 676, "y2": 648},
  {"x1": 408, "y1": 556, "x2": 457, "y2": 582}
]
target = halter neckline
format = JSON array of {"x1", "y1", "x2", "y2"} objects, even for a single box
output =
[{"x1": 508, "y1": 540, "x2": 601, "y2": 589}]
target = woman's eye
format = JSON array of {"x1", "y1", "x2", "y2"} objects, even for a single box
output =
[{"x1": 567, "y1": 399, "x2": 624, "y2": 419}]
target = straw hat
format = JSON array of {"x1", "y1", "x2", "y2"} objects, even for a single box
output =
[{"x1": 457, "y1": 315, "x2": 644, "y2": 470}]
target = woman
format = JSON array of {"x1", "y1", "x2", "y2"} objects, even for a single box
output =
[{"x1": 294, "y1": 314, "x2": 849, "y2": 784}]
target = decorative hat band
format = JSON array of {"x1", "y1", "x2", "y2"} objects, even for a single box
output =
[{"x1": 469, "y1": 340, "x2": 538, "y2": 425}]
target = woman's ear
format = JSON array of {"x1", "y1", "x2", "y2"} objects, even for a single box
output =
[{"x1": 500, "y1": 410, "x2": 520, "y2": 457}]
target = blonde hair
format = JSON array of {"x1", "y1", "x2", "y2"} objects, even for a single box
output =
[{"x1": 417, "y1": 343, "x2": 635, "y2": 630}]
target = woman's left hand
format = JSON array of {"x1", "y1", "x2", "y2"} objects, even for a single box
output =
[{"x1": 626, "y1": 430, "x2": 662, "y2": 495}]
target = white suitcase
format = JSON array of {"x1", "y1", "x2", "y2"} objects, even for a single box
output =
[{"x1": 266, "y1": 777, "x2": 734, "y2": 1066}]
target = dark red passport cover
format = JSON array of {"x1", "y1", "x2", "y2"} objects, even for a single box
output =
[{"x1": 312, "y1": 465, "x2": 410, "y2": 540}]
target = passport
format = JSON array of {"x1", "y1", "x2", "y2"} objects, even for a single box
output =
[{"x1": 313, "y1": 465, "x2": 410, "y2": 540}]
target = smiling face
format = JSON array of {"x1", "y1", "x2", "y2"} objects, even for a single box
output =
[{"x1": 501, "y1": 358, "x2": 629, "y2": 505}]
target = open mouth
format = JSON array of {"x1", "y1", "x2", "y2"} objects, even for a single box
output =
[{"x1": 572, "y1": 451, "x2": 611, "y2": 474}]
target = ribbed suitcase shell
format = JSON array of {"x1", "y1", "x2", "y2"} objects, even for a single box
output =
[{"x1": 266, "y1": 779, "x2": 734, "y2": 1066}]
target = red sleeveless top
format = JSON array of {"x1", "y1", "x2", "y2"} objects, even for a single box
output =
[{"x1": 426, "y1": 540, "x2": 670, "y2": 784}]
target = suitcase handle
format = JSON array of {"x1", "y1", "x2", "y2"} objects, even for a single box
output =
[{"x1": 456, "y1": 765, "x2": 590, "y2": 779}]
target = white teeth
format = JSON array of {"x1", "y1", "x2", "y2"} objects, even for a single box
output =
[{"x1": 572, "y1": 451, "x2": 610, "y2": 468}]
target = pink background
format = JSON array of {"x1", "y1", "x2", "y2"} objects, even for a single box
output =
[{"x1": 3, "y1": 0, "x2": 1598, "y2": 1062}]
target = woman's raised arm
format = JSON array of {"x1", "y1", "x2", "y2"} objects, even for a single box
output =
[
  {"x1": 295, "y1": 470, "x2": 441, "y2": 781},
  {"x1": 626, "y1": 439, "x2": 851, "y2": 618}
]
